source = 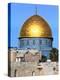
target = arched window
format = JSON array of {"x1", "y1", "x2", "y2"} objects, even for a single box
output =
[
  {"x1": 33, "y1": 40, "x2": 35, "y2": 45},
  {"x1": 22, "y1": 40, "x2": 24, "y2": 45},
  {"x1": 20, "y1": 39, "x2": 24, "y2": 47},
  {"x1": 46, "y1": 39, "x2": 51, "y2": 46},
  {"x1": 48, "y1": 40, "x2": 51, "y2": 46},
  {"x1": 46, "y1": 40, "x2": 47, "y2": 44},
  {"x1": 39, "y1": 40, "x2": 42, "y2": 45},
  {"x1": 27, "y1": 40, "x2": 29, "y2": 45}
]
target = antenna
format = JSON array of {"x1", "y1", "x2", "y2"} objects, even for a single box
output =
[{"x1": 35, "y1": 5, "x2": 37, "y2": 15}]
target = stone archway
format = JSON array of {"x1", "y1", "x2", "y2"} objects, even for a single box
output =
[
  {"x1": 32, "y1": 71, "x2": 35, "y2": 76},
  {"x1": 14, "y1": 69, "x2": 17, "y2": 77}
]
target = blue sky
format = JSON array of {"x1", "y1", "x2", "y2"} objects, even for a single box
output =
[{"x1": 8, "y1": 3, "x2": 58, "y2": 49}]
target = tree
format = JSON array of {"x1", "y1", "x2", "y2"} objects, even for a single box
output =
[
  {"x1": 39, "y1": 55, "x2": 47, "y2": 62},
  {"x1": 49, "y1": 48, "x2": 58, "y2": 62}
]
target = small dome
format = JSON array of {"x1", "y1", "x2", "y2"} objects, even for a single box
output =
[{"x1": 20, "y1": 15, "x2": 52, "y2": 38}]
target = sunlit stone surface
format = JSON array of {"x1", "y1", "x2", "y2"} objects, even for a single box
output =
[{"x1": 8, "y1": 48, "x2": 58, "y2": 77}]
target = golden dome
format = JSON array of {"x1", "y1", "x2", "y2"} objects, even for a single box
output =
[{"x1": 20, "y1": 15, "x2": 52, "y2": 38}]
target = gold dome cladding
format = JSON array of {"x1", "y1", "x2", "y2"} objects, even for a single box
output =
[{"x1": 20, "y1": 15, "x2": 52, "y2": 38}]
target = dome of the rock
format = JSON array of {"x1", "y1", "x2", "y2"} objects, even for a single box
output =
[{"x1": 20, "y1": 15, "x2": 52, "y2": 38}]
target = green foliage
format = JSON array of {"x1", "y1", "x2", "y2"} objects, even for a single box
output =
[
  {"x1": 39, "y1": 55, "x2": 47, "y2": 62},
  {"x1": 49, "y1": 48, "x2": 58, "y2": 62}
]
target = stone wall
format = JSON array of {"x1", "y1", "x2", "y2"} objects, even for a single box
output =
[
  {"x1": 9, "y1": 62, "x2": 58, "y2": 77},
  {"x1": 8, "y1": 48, "x2": 58, "y2": 77}
]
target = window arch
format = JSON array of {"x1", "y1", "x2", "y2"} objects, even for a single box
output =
[
  {"x1": 39, "y1": 40, "x2": 42, "y2": 44},
  {"x1": 33, "y1": 40, "x2": 35, "y2": 45},
  {"x1": 20, "y1": 39, "x2": 24, "y2": 47},
  {"x1": 46, "y1": 39, "x2": 48, "y2": 44},
  {"x1": 27, "y1": 40, "x2": 29, "y2": 45}
]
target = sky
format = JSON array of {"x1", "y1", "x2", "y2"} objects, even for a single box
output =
[{"x1": 8, "y1": 3, "x2": 58, "y2": 49}]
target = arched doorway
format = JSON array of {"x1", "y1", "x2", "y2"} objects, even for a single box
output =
[
  {"x1": 14, "y1": 69, "x2": 17, "y2": 77},
  {"x1": 32, "y1": 71, "x2": 35, "y2": 76}
]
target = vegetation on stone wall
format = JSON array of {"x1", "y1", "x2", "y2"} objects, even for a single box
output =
[
  {"x1": 49, "y1": 48, "x2": 58, "y2": 62},
  {"x1": 39, "y1": 55, "x2": 47, "y2": 62}
]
